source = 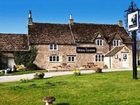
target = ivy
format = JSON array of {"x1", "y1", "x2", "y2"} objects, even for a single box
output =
[
  {"x1": 14, "y1": 46, "x2": 37, "y2": 70},
  {"x1": 0, "y1": 52, "x2": 8, "y2": 69}
]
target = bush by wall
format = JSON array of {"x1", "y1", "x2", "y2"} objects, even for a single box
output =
[
  {"x1": 14, "y1": 46, "x2": 38, "y2": 70},
  {"x1": 73, "y1": 69, "x2": 81, "y2": 76}
]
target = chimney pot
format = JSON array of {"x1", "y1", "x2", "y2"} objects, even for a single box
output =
[
  {"x1": 118, "y1": 20, "x2": 123, "y2": 27},
  {"x1": 69, "y1": 14, "x2": 74, "y2": 25}
]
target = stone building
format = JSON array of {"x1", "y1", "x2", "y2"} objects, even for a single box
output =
[
  {"x1": 28, "y1": 11, "x2": 132, "y2": 70},
  {"x1": 0, "y1": 34, "x2": 29, "y2": 69},
  {"x1": 0, "y1": 11, "x2": 132, "y2": 70}
]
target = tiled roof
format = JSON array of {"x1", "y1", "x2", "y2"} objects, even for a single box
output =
[
  {"x1": 0, "y1": 33, "x2": 29, "y2": 52},
  {"x1": 29, "y1": 22, "x2": 132, "y2": 45},
  {"x1": 105, "y1": 46, "x2": 124, "y2": 57},
  {"x1": 29, "y1": 23, "x2": 75, "y2": 45}
]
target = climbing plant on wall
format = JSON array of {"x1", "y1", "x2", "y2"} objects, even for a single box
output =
[
  {"x1": 14, "y1": 46, "x2": 38, "y2": 70},
  {"x1": 0, "y1": 52, "x2": 7, "y2": 69}
]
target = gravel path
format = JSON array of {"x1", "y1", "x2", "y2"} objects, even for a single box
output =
[{"x1": 0, "y1": 69, "x2": 132, "y2": 83}]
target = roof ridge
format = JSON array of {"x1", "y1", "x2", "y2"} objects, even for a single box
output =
[
  {"x1": 105, "y1": 45, "x2": 124, "y2": 57},
  {"x1": 33, "y1": 22, "x2": 68, "y2": 25},
  {"x1": 74, "y1": 22, "x2": 118, "y2": 26},
  {"x1": 0, "y1": 33, "x2": 27, "y2": 35},
  {"x1": 33, "y1": 22, "x2": 118, "y2": 26}
]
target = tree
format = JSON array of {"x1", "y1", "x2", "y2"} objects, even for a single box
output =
[
  {"x1": 14, "y1": 46, "x2": 37, "y2": 70},
  {"x1": 0, "y1": 52, "x2": 7, "y2": 69}
]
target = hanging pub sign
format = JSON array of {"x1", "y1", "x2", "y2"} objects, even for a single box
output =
[
  {"x1": 128, "y1": 11, "x2": 139, "y2": 32},
  {"x1": 76, "y1": 47, "x2": 96, "y2": 53}
]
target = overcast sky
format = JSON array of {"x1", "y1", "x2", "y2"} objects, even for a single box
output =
[{"x1": 0, "y1": 0, "x2": 139, "y2": 33}]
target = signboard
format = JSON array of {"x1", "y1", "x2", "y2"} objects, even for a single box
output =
[
  {"x1": 128, "y1": 11, "x2": 139, "y2": 31},
  {"x1": 76, "y1": 47, "x2": 96, "y2": 53}
]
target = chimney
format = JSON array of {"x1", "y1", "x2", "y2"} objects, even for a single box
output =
[
  {"x1": 118, "y1": 20, "x2": 123, "y2": 27},
  {"x1": 69, "y1": 14, "x2": 74, "y2": 25},
  {"x1": 28, "y1": 10, "x2": 33, "y2": 25}
]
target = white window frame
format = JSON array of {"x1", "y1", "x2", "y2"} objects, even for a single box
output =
[
  {"x1": 49, "y1": 55, "x2": 60, "y2": 62},
  {"x1": 113, "y1": 40, "x2": 120, "y2": 46},
  {"x1": 49, "y1": 44, "x2": 58, "y2": 51},
  {"x1": 67, "y1": 55, "x2": 76, "y2": 62},
  {"x1": 95, "y1": 39, "x2": 103, "y2": 46},
  {"x1": 95, "y1": 54, "x2": 104, "y2": 62}
]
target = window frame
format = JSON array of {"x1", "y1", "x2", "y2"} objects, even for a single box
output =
[
  {"x1": 113, "y1": 40, "x2": 120, "y2": 46},
  {"x1": 49, "y1": 55, "x2": 60, "y2": 62},
  {"x1": 67, "y1": 55, "x2": 76, "y2": 62},
  {"x1": 49, "y1": 44, "x2": 58, "y2": 51},
  {"x1": 95, "y1": 39, "x2": 103, "y2": 46},
  {"x1": 95, "y1": 54, "x2": 104, "y2": 62}
]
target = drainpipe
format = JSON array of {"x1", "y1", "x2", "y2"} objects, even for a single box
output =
[
  {"x1": 109, "y1": 57, "x2": 112, "y2": 69},
  {"x1": 109, "y1": 44, "x2": 112, "y2": 69}
]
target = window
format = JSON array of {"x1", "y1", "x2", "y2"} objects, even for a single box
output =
[
  {"x1": 95, "y1": 39, "x2": 103, "y2": 46},
  {"x1": 113, "y1": 40, "x2": 120, "y2": 46},
  {"x1": 49, "y1": 55, "x2": 59, "y2": 62},
  {"x1": 67, "y1": 55, "x2": 75, "y2": 62},
  {"x1": 49, "y1": 44, "x2": 58, "y2": 50},
  {"x1": 123, "y1": 54, "x2": 127, "y2": 60},
  {"x1": 95, "y1": 54, "x2": 104, "y2": 62}
]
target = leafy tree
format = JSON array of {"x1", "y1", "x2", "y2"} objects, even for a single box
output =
[
  {"x1": 14, "y1": 46, "x2": 38, "y2": 70},
  {"x1": 0, "y1": 52, "x2": 7, "y2": 69}
]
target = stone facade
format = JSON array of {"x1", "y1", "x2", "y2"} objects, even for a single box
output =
[
  {"x1": 112, "y1": 46, "x2": 132, "y2": 69},
  {"x1": 33, "y1": 39, "x2": 130, "y2": 70},
  {"x1": 104, "y1": 45, "x2": 132, "y2": 69},
  {"x1": 34, "y1": 45, "x2": 76, "y2": 70},
  {"x1": 0, "y1": 11, "x2": 133, "y2": 70}
]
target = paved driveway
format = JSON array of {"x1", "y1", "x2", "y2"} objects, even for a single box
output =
[{"x1": 0, "y1": 69, "x2": 132, "y2": 83}]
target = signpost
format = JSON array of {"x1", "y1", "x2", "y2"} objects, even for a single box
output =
[
  {"x1": 128, "y1": 11, "x2": 139, "y2": 32},
  {"x1": 128, "y1": 10, "x2": 139, "y2": 79}
]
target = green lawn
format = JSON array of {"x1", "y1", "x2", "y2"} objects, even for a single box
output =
[{"x1": 0, "y1": 71, "x2": 140, "y2": 105}]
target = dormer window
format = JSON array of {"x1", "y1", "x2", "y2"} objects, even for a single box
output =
[
  {"x1": 49, "y1": 44, "x2": 58, "y2": 50},
  {"x1": 95, "y1": 39, "x2": 103, "y2": 46},
  {"x1": 113, "y1": 40, "x2": 120, "y2": 46}
]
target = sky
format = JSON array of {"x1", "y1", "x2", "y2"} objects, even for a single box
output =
[{"x1": 0, "y1": 0, "x2": 139, "y2": 34}]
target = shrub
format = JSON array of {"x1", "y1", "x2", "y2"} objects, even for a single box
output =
[
  {"x1": 73, "y1": 69, "x2": 81, "y2": 76},
  {"x1": 0, "y1": 53, "x2": 8, "y2": 69},
  {"x1": 94, "y1": 67, "x2": 102, "y2": 73},
  {"x1": 103, "y1": 65, "x2": 108, "y2": 69},
  {"x1": 16, "y1": 64, "x2": 26, "y2": 71},
  {"x1": 34, "y1": 72, "x2": 45, "y2": 79},
  {"x1": 14, "y1": 46, "x2": 37, "y2": 70}
]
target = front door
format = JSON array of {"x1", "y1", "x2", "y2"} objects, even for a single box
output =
[{"x1": 122, "y1": 53, "x2": 129, "y2": 68}]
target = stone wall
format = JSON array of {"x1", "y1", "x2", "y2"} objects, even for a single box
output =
[
  {"x1": 34, "y1": 41, "x2": 110, "y2": 70},
  {"x1": 112, "y1": 46, "x2": 132, "y2": 69},
  {"x1": 34, "y1": 45, "x2": 77, "y2": 70}
]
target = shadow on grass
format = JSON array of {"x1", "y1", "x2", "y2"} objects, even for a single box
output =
[{"x1": 56, "y1": 103, "x2": 70, "y2": 105}]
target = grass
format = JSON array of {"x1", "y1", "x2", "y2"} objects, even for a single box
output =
[
  {"x1": 1, "y1": 71, "x2": 140, "y2": 105},
  {"x1": 137, "y1": 65, "x2": 140, "y2": 68}
]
